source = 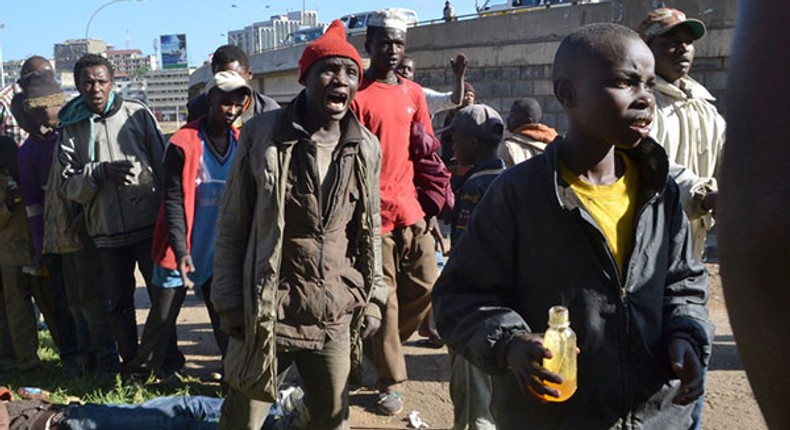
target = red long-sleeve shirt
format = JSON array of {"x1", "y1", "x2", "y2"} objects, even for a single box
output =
[{"x1": 352, "y1": 77, "x2": 433, "y2": 233}]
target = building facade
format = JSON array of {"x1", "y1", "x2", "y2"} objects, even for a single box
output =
[
  {"x1": 227, "y1": 10, "x2": 318, "y2": 54},
  {"x1": 1, "y1": 60, "x2": 25, "y2": 86},
  {"x1": 144, "y1": 67, "x2": 194, "y2": 121},
  {"x1": 114, "y1": 75, "x2": 148, "y2": 104},
  {"x1": 54, "y1": 39, "x2": 108, "y2": 74},
  {"x1": 106, "y1": 49, "x2": 157, "y2": 78}
]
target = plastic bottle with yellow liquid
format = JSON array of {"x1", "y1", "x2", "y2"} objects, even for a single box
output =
[{"x1": 542, "y1": 305, "x2": 577, "y2": 402}]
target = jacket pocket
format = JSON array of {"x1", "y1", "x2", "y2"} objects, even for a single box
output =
[{"x1": 334, "y1": 271, "x2": 367, "y2": 318}]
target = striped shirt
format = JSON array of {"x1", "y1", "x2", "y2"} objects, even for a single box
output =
[{"x1": 0, "y1": 83, "x2": 28, "y2": 146}]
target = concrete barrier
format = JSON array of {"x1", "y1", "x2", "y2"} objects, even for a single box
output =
[{"x1": 188, "y1": 0, "x2": 737, "y2": 131}]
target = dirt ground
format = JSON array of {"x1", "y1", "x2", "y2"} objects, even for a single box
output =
[{"x1": 135, "y1": 264, "x2": 767, "y2": 429}]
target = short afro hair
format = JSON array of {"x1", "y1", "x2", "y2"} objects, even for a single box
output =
[
  {"x1": 74, "y1": 53, "x2": 115, "y2": 84},
  {"x1": 553, "y1": 23, "x2": 642, "y2": 82},
  {"x1": 510, "y1": 98, "x2": 543, "y2": 123},
  {"x1": 211, "y1": 45, "x2": 250, "y2": 73}
]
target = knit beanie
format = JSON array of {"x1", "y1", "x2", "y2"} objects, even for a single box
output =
[
  {"x1": 23, "y1": 71, "x2": 65, "y2": 111},
  {"x1": 298, "y1": 20, "x2": 363, "y2": 84},
  {"x1": 464, "y1": 81, "x2": 476, "y2": 95}
]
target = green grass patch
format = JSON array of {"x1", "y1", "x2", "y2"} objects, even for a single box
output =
[{"x1": 1, "y1": 330, "x2": 223, "y2": 404}]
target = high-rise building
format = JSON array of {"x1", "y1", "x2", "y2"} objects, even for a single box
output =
[
  {"x1": 2, "y1": 60, "x2": 25, "y2": 85},
  {"x1": 114, "y1": 75, "x2": 148, "y2": 104},
  {"x1": 227, "y1": 10, "x2": 319, "y2": 54},
  {"x1": 106, "y1": 49, "x2": 158, "y2": 77},
  {"x1": 54, "y1": 39, "x2": 108, "y2": 73},
  {"x1": 144, "y1": 67, "x2": 194, "y2": 121}
]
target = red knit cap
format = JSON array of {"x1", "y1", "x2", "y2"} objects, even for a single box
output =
[{"x1": 298, "y1": 20, "x2": 363, "y2": 83}]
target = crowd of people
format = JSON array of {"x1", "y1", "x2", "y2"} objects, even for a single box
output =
[{"x1": 0, "y1": 5, "x2": 731, "y2": 430}]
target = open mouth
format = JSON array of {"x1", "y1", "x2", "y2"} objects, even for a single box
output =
[
  {"x1": 327, "y1": 93, "x2": 348, "y2": 111},
  {"x1": 630, "y1": 117, "x2": 652, "y2": 136}
]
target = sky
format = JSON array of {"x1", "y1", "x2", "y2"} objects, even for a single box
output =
[{"x1": 1, "y1": 0, "x2": 485, "y2": 68}]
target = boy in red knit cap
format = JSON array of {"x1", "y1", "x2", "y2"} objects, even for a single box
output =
[{"x1": 211, "y1": 20, "x2": 387, "y2": 430}]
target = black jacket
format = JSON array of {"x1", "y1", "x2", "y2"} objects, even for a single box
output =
[{"x1": 433, "y1": 137, "x2": 713, "y2": 430}]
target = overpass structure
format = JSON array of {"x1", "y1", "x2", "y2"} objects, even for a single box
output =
[{"x1": 188, "y1": 0, "x2": 736, "y2": 132}]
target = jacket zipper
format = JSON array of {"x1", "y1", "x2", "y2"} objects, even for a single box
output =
[
  {"x1": 313, "y1": 144, "x2": 329, "y2": 330},
  {"x1": 101, "y1": 119, "x2": 127, "y2": 233},
  {"x1": 620, "y1": 191, "x2": 661, "y2": 420},
  {"x1": 581, "y1": 189, "x2": 660, "y2": 420}
]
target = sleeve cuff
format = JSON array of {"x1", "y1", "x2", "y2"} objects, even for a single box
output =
[
  {"x1": 364, "y1": 302, "x2": 382, "y2": 320},
  {"x1": 685, "y1": 178, "x2": 718, "y2": 220},
  {"x1": 668, "y1": 332, "x2": 708, "y2": 366}
]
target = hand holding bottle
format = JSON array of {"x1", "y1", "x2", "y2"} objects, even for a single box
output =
[{"x1": 506, "y1": 332, "x2": 563, "y2": 400}]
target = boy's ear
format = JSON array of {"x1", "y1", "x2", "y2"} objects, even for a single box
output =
[
  {"x1": 364, "y1": 38, "x2": 372, "y2": 55},
  {"x1": 553, "y1": 78, "x2": 576, "y2": 108}
]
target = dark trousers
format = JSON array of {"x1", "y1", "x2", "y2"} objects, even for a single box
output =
[
  {"x1": 131, "y1": 276, "x2": 227, "y2": 377},
  {"x1": 130, "y1": 285, "x2": 186, "y2": 376},
  {"x1": 30, "y1": 264, "x2": 80, "y2": 367},
  {"x1": 98, "y1": 239, "x2": 154, "y2": 365},
  {"x1": 0, "y1": 274, "x2": 17, "y2": 374},
  {"x1": 199, "y1": 279, "x2": 228, "y2": 359},
  {"x1": 62, "y1": 243, "x2": 120, "y2": 372}
]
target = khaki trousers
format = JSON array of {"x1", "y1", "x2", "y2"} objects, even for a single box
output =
[
  {"x1": 369, "y1": 219, "x2": 438, "y2": 390},
  {"x1": 219, "y1": 330, "x2": 352, "y2": 430},
  {"x1": 0, "y1": 265, "x2": 39, "y2": 370}
]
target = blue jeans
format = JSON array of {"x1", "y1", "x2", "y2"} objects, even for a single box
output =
[
  {"x1": 690, "y1": 367, "x2": 708, "y2": 430},
  {"x1": 61, "y1": 396, "x2": 223, "y2": 430}
]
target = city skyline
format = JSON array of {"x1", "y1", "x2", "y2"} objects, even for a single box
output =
[{"x1": 2, "y1": 0, "x2": 478, "y2": 68}]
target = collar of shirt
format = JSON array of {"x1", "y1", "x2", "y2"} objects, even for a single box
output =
[{"x1": 655, "y1": 75, "x2": 716, "y2": 102}]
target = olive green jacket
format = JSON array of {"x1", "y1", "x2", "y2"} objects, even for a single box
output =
[{"x1": 211, "y1": 96, "x2": 388, "y2": 401}]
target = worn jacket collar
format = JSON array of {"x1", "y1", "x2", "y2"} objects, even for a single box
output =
[
  {"x1": 545, "y1": 136, "x2": 670, "y2": 212},
  {"x1": 460, "y1": 158, "x2": 505, "y2": 184},
  {"x1": 273, "y1": 91, "x2": 365, "y2": 147},
  {"x1": 58, "y1": 92, "x2": 123, "y2": 125},
  {"x1": 655, "y1": 75, "x2": 715, "y2": 102}
]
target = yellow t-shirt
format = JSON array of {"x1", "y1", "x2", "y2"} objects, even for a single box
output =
[{"x1": 560, "y1": 154, "x2": 639, "y2": 275}]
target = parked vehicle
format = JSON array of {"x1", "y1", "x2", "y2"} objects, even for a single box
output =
[
  {"x1": 476, "y1": 0, "x2": 601, "y2": 16},
  {"x1": 283, "y1": 25, "x2": 329, "y2": 46},
  {"x1": 339, "y1": 8, "x2": 418, "y2": 35}
]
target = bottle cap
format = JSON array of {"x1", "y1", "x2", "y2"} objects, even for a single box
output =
[{"x1": 548, "y1": 305, "x2": 570, "y2": 328}]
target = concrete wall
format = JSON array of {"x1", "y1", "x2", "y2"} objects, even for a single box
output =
[
  {"x1": 405, "y1": 0, "x2": 737, "y2": 131},
  {"x1": 188, "y1": 0, "x2": 737, "y2": 131}
]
